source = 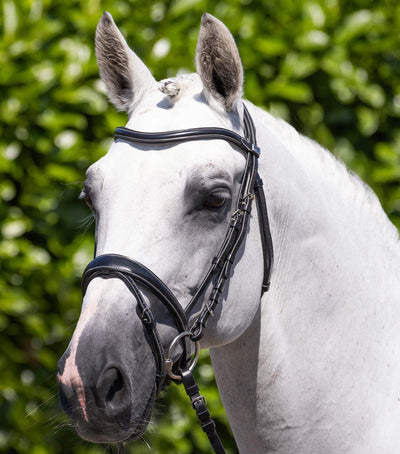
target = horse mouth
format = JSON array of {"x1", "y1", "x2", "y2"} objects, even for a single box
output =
[{"x1": 63, "y1": 382, "x2": 157, "y2": 444}]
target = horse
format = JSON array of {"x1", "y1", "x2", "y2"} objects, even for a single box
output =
[{"x1": 57, "y1": 12, "x2": 400, "y2": 453}]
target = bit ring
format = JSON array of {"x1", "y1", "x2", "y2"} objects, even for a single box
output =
[{"x1": 165, "y1": 331, "x2": 200, "y2": 380}]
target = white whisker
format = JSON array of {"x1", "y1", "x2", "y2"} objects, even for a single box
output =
[
  {"x1": 25, "y1": 393, "x2": 58, "y2": 418},
  {"x1": 77, "y1": 213, "x2": 95, "y2": 233}
]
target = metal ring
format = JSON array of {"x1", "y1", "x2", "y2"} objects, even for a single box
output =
[{"x1": 165, "y1": 331, "x2": 200, "y2": 381}]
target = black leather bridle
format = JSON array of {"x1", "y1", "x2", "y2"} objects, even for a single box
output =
[{"x1": 81, "y1": 104, "x2": 273, "y2": 453}]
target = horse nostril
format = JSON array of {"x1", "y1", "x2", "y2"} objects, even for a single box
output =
[
  {"x1": 95, "y1": 366, "x2": 129, "y2": 414},
  {"x1": 106, "y1": 368, "x2": 124, "y2": 403}
]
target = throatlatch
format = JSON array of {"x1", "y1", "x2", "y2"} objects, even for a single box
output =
[{"x1": 82, "y1": 103, "x2": 273, "y2": 454}]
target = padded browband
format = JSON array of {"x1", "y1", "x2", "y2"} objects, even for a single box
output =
[{"x1": 114, "y1": 126, "x2": 261, "y2": 157}]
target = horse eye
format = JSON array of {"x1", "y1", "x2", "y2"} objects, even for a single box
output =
[
  {"x1": 79, "y1": 189, "x2": 93, "y2": 209},
  {"x1": 84, "y1": 194, "x2": 93, "y2": 209},
  {"x1": 204, "y1": 193, "x2": 227, "y2": 209}
]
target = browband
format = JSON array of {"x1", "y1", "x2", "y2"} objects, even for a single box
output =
[{"x1": 114, "y1": 126, "x2": 261, "y2": 157}]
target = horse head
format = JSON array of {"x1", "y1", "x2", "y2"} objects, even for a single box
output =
[{"x1": 57, "y1": 12, "x2": 266, "y2": 443}]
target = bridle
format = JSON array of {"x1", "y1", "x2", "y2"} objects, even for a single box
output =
[{"x1": 81, "y1": 103, "x2": 273, "y2": 453}]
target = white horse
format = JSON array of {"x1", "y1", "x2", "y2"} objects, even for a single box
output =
[{"x1": 58, "y1": 12, "x2": 400, "y2": 453}]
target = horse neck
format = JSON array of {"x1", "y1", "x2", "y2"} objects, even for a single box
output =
[
  {"x1": 249, "y1": 101, "x2": 400, "y2": 322},
  {"x1": 210, "y1": 102, "x2": 400, "y2": 453}
]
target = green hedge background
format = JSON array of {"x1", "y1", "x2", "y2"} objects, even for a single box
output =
[{"x1": 1, "y1": 0, "x2": 399, "y2": 453}]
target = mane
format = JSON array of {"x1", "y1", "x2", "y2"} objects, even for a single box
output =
[{"x1": 250, "y1": 103, "x2": 400, "y2": 247}]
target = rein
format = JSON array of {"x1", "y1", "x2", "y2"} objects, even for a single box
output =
[{"x1": 81, "y1": 104, "x2": 273, "y2": 453}]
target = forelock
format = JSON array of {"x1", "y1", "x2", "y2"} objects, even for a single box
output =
[{"x1": 158, "y1": 74, "x2": 204, "y2": 105}]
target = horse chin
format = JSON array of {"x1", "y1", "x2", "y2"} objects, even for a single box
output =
[
  {"x1": 124, "y1": 394, "x2": 155, "y2": 442},
  {"x1": 70, "y1": 385, "x2": 156, "y2": 444},
  {"x1": 124, "y1": 388, "x2": 156, "y2": 442}
]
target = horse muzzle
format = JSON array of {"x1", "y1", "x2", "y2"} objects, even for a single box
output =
[
  {"x1": 58, "y1": 355, "x2": 158, "y2": 443},
  {"x1": 57, "y1": 280, "x2": 159, "y2": 443}
]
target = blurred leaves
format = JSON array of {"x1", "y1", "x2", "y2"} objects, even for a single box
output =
[{"x1": 1, "y1": 0, "x2": 399, "y2": 453}]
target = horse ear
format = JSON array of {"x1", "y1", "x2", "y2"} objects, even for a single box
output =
[
  {"x1": 95, "y1": 12, "x2": 156, "y2": 113},
  {"x1": 196, "y1": 13, "x2": 243, "y2": 111}
]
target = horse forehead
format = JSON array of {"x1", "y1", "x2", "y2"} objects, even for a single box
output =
[
  {"x1": 127, "y1": 92, "x2": 234, "y2": 131},
  {"x1": 99, "y1": 139, "x2": 244, "y2": 191}
]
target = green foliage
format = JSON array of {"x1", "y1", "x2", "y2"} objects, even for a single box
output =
[{"x1": 0, "y1": 0, "x2": 399, "y2": 453}]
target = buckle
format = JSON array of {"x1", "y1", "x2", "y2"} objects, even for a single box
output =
[
  {"x1": 191, "y1": 394, "x2": 206, "y2": 408},
  {"x1": 140, "y1": 306, "x2": 153, "y2": 324},
  {"x1": 205, "y1": 301, "x2": 214, "y2": 316},
  {"x1": 230, "y1": 209, "x2": 242, "y2": 226},
  {"x1": 240, "y1": 192, "x2": 255, "y2": 209}
]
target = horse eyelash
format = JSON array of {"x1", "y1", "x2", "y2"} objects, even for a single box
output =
[{"x1": 79, "y1": 185, "x2": 94, "y2": 209}]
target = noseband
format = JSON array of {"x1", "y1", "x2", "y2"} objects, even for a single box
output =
[{"x1": 81, "y1": 104, "x2": 273, "y2": 453}]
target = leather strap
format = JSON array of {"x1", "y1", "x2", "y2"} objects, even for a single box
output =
[
  {"x1": 181, "y1": 370, "x2": 226, "y2": 454},
  {"x1": 82, "y1": 254, "x2": 187, "y2": 333},
  {"x1": 114, "y1": 126, "x2": 261, "y2": 157},
  {"x1": 254, "y1": 175, "x2": 274, "y2": 292},
  {"x1": 188, "y1": 151, "x2": 258, "y2": 340}
]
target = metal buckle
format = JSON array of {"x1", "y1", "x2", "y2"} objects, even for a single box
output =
[
  {"x1": 205, "y1": 301, "x2": 214, "y2": 316},
  {"x1": 244, "y1": 192, "x2": 255, "y2": 201},
  {"x1": 165, "y1": 331, "x2": 200, "y2": 381},
  {"x1": 191, "y1": 394, "x2": 206, "y2": 408},
  {"x1": 240, "y1": 192, "x2": 255, "y2": 207},
  {"x1": 230, "y1": 209, "x2": 242, "y2": 225},
  {"x1": 140, "y1": 306, "x2": 152, "y2": 324},
  {"x1": 231, "y1": 193, "x2": 254, "y2": 222}
]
